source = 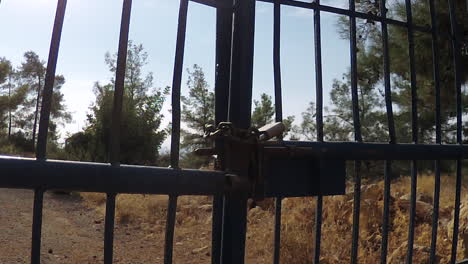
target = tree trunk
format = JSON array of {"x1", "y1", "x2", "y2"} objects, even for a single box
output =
[{"x1": 32, "y1": 76, "x2": 42, "y2": 150}]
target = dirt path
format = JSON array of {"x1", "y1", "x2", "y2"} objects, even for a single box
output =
[{"x1": 0, "y1": 189, "x2": 214, "y2": 264}]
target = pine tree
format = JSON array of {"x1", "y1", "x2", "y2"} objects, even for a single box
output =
[
  {"x1": 179, "y1": 64, "x2": 215, "y2": 168},
  {"x1": 17, "y1": 51, "x2": 71, "y2": 150},
  {"x1": 332, "y1": 0, "x2": 468, "y2": 143},
  {"x1": 65, "y1": 42, "x2": 168, "y2": 165},
  {"x1": 180, "y1": 64, "x2": 215, "y2": 151}
]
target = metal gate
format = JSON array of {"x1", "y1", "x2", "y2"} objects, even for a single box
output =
[{"x1": 0, "y1": 0, "x2": 467, "y2": 263}]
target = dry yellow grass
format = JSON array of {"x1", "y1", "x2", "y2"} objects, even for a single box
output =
[
  {"x1": 80, "y1": 174, "x2": 467, "y2": 263},
  {"x1": 278, "y1": 175, "x2": 468, "y2": 263}
]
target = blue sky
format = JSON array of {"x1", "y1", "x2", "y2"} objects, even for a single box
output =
[{"x1": 0, "y1": 0, "x2": 350, "y2": 147}]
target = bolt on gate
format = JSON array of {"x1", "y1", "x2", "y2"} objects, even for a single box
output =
[{"x1": 0, "y1": 0, "x2": 467, "y2": 263}]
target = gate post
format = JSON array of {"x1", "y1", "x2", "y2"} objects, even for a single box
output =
[
  {"x1": 212, "y1": 0, "x2": 233, "y2": 263},
  {"x1": 220, "y1": 0, "x2": 256, "y2": 263}
]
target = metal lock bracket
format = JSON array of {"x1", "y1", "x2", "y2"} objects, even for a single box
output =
[{"x1": 197, "y1": 122, "x2": 346, "y2": 198}]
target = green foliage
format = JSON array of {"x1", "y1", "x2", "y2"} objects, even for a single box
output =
[
  {"x1": 181, "y1": 64, "x2": 215, "y2": 151},
  {"x1": 16, "y1": 51, "x2": 71, "y2": 148},
  {"x1": 293, "y1": 102, "x2": 317, "y2": 141},
  {"x1": 179, "y1": 64, "x2": 215, "y2": 168},
  {"x1": 251, "y1": 93, "x2": 275, "y2": 128},
  {"x1": 332, "y1": 0, "x2": 468, "y2": 144},
  {"x1": 0, "y1": 57, "x2": 11, "y2": 84},
  {"x1": 65, "y1": 42, "x2": 168, "y2": 165},
  {"x1": 295, "y1": 0, "x2": 468, "y2": 176},
  {"x1": 0, "y1": 52, "x2": 70, "y2": 155}
]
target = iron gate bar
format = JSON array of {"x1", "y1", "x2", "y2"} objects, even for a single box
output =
[
  {"x1": 164, "y1": 195, "x2": 178, "y2": 264},
  {"x1": 191, "y1": 0, "x2": 228, "y2": 8},
  {"x1": 272, "y1": 0, "x2": 283, "y2": 263},
  {"x1": 105, "y1": 0, "x2": 133, "y2": 262},
  {"x1": 313, "y1": 0, "x2": 324, "y2": 261},
  {"x1": 381, "y1": 161, "x2": 392, "y2": 263},
  {"x1": 379, "y1": 0, "x2": 396, "y2": 261},
  {"x1": 109, "y1": 0, "x2": 132, "y2": 167},
  {"x1": 31, "y1": 188, "x2": 45, "y2": 264},
  {"x1": 170, "y1": 0, "x2": 188, "y2": 171},
  {"x1": 257, "y1": 0, "x2": 432, "y2": 34},
  {"x1": 30, "y1": 0, "x2": 67, "y2": 263},
  {"x1": 104, "y1": 193, "x2": 117, "y2": 264},
  {"x1": 165, "y1": 0, "x2": 189, "y2": 262},
  {"x1": 429, "y1": 0, "x2": 442, "y2": 261},
  {"x1": 404, "y1": 0, "x2": 419, "y2": 262},
  {"x1": 273, "y1": 0, "x2": 282, "y2": 124},
  {"x1": 36, "y1": 0, "x2": 67, "y2": 161},
  {"x1": 348, "y1": 0, "x2": 362, "y2": 262},
  {"x1": 0, "y1": 157, "x2": 233, "y2": 194},
  {"x1": 263, "y1": 142, "x2": 468, "y2": 160},
  {"x1": 221, "y1": 0, "x2": 256, "y2": 263},
  {"x1": 273, "y1": 197, "x2": 282, "y2": 264},
  {"x1": 213, "y1": 0, "x2": 233, "y2": 262},
  {"x1": 449, "y1": 0, "x2": 464, "y2": 262}
]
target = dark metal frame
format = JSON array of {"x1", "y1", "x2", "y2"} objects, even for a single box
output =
[{"x1": 0, "y1": 0, "x2": 466, "y2": 263}]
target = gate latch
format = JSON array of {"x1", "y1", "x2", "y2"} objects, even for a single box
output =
[
  {"x1": 196, "y1": 122, "x2": 285, "y2": 200},
  {"x1": 196, "y1": 121, "x2": 346, "y2": 198}
]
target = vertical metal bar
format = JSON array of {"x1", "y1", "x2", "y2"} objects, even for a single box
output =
[
  {"x1": 350, "y1": 162, "x2": 362, "y2": 264},
  {"x1": 30, "y1": 188, "x2": 44, "y2": 264},
  {"x1": 109, "y1": 0, "x2": 132, "y2": 166},
  {"x1": 349, "y1": 2, "x2": 362, "y2": 144},
  {"x1": 273, "y1": 2, "x2": 283, "y2": 263},
  {"x1": 430, "y1": 160, "x2": 441, "y2": 263},
  {"x1": 273, "y1": 197, "x2": 282, "y2": 264},
  {"x1": 447, "y1": 0, "x2": 462, "y2": 147},
  {"x1": 215, "y1": 1, "x2": 232, "y2": 129},
  {"x1": 349, "y1": 0, "x2": 362, "y2": 263},
  {"x1": 407, "y1": 162, "x2": 418, "y2": 264},
  {"x1": 314, "y1": 0, "x2": 323, "y2": 143},
  {"x1": 428, "y1": 0, "x2": 442, "y2": 262},
  {"x1": 104, "y1": 193, "x2": 116, "y2": 264},
  {"x1": 165, "y1": 1, "x2": 189, "y2": 263},
  {"x1": 314, "y1": 196, "x2": 323, "y2": 264},
  {"x1": 380, "y1": 2, "x2": 395, "y2": 145},
  {"x1": 222, "y1": 0, "x2": 256, "y2": 263},
  {"x1": 313, "y1": 1, "x2": 324, "y2": 262},
  {"x1": 381, "y1": 161, "x2": 392, "y2": 263},
  {"x1": 212, "y1": 196, "x2": 224, "y2": 264},
  {"x1": 452, "y1": 160, "x2": 463, "y2": 264},
  {"x1": 170, "y1": 0, "x2": 189, "y2": 169},
  {"x1": 221, "y1": 195, "x2": 248, "y2": 264},
  {"x1": 213, "y1": 2, "x2": 233, "y2": 263},
  {"x1": 227, "y1": 0, "x2": 255, "y2": 128},
  {"x1": 429, "y1": 0, "x2": 441, "y2": 146},
  {"x1": 105, "y1": 1, "x2": 132, "y2": 263},
  {"x1": 36, "y1": 0, "x2": 67, "y2": 160},
  {"x1": 164, "y1": 195, "x2": 178, "y2": 264},
  {"x1": 379, "y1": 1, "x2": 396, "y2": 262},
  {"x1": 31, "y1": 1, "x2": 66, "y2": 262},
  {"x1": 405, "y1": 0, "x2": 418, "y2": 262},
  {"x1": 448, "y1": 0, "x2": 463, "y2": 262},
  {"x1": 273, "y1": 0, "x2": 283, "y2": 123}
]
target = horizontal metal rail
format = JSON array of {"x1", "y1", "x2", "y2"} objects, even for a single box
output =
[
  {"x1": 265, "y1": 141, "x2": 468, "y2": 160},
  {"x1": 257, "y1": 0, "x2": 432, "y2": 33},
  {"x1": 0, "y1": 156, "x2": 236, "y2": 195}
]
